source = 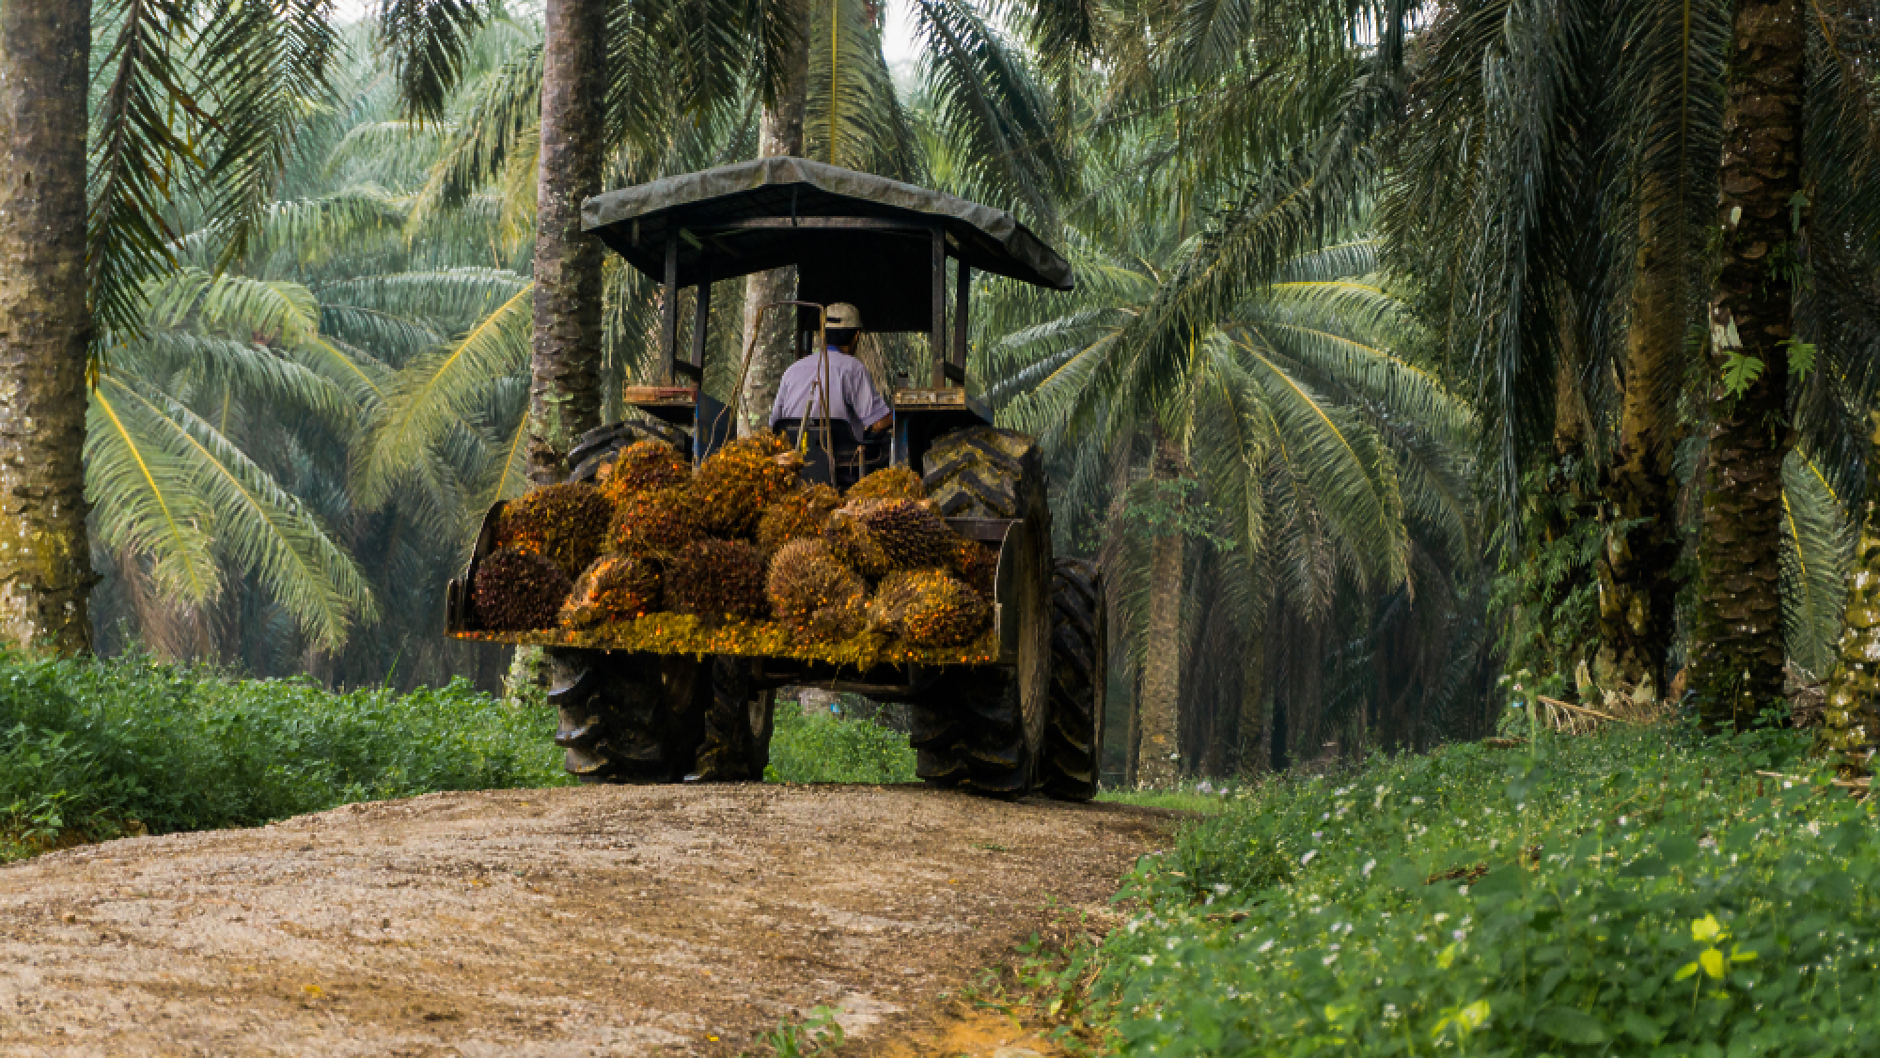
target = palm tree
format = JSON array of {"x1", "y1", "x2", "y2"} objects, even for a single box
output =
[
  {"x1": 0, "y1": 1, "x2": 93, "y2": 654},
  {"x1": 1686, "y1": 0, "x2": 1807, "y2": 728},
  {"x1": 527, "y1": 0, "x2": 608, "y2": 484},
  {"x1": 83, "y1": 17, "x2": 538, "y2": 686},
  {"x1": 978, "y1": 109, "x2": 1480, "y2": 775}
]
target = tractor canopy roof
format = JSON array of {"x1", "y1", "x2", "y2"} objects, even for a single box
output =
[{"x1": 582, "y1": 158, "x2": 1073, "y2": 332}]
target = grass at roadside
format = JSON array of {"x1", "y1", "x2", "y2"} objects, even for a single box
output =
[
  {"x1": 1096, "y1": 785, "x2": 1231, "y2": 814},
  {"x1": 1088, "y1": 722, "x2": 1880, "y2": 1055},
  {"x1": 0, "y1": 651, "x2": 566, "y2": 861}
]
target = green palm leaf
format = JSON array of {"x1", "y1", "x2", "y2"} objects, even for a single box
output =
[
  {"x1": 95, "y1": 371, "x2": 378, "y2": 650},
  {"x1": 352, "y1": 279, "x2": 533, "y2": 507}
]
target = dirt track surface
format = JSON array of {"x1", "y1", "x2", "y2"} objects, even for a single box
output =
[{"x1": 0, "y1": 784, "x2": 1174, "y2": 1056}]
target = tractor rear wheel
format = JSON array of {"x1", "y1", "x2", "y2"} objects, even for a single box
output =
[
  {"x1": 567, "y1": 416, "x2": 689, "y2": 483},
  {"x1": 549, "y1": 649, "x2": 704, "y2": 783},
  {"x1": 1040, "y1": 558, "x2": 1106, "y2": 801},
  {"x1": 911, "y1": 664, "x2": 1047, "y2": 796},
  {"x1": 921, "y1": 426, "x2": 1046, "y2": 520},
  {"x1": 912, "y1": 427, "x2": 1052, "y2": 796}
]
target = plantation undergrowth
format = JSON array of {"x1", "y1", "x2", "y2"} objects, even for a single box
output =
[
  {"x1": 0, "y1": 652, "x2": 567, "y2": 860},
  {"x1": 1092, "y1": 723, "x2": 1880, "y2": 1055},
  {"x1": 764, "y1": 703, "x2": 918, "y2": 784}
]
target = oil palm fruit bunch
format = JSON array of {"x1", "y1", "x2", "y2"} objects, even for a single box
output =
[
  {"x1": 692, "y1": 432, "x2": 796, "y2": 537},
  {"x1": 947, "y1": 536, "x2": 998, "y2": 598},
  {"x1": 805, "y1": 595, "x2": 867, "y2": 642},
  {"x1": 855, "y1": 498, "x2": 955, "y2": 571},
  {"x1": 559, "y1": 554, "x2": 662, "y2": 629},
  {"x1": 495, "y1": 482, "x2": 614, "y2": 579},
  {"x1": 667, "y1": 539, "x2": 770, "y2": 621},
  {"x1": 756, "y1": 483, "x2": 842, "y2": 554},
  {"x1": 475, "y1": 547, "x2": 573, "y2": 631},
  {"x1": 867, "y1": 569, "x2": 989, "y2": 646},
  {"x1": 767, "y1": 539, "x2": 866, "y2": 632},
  {"x1": 845, "y1": 465, "x2": 924, "y2": 503},
  {"x1": 599, "y1": 439, "x2": 689, "y2": 504},
  {"x1": 608, "y1": 486, "x2": 701, "y2": 558},
  {"x1": 823, "y1": 509, "x2": 891, "y2": 580}
]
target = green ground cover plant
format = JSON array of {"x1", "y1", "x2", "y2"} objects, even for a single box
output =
[
  {"x1": 1096, "y1": 723, "x2": 1880, "y2": 1056},
  {"x1": 0, "y1": 652, "x2": 566, "y2": 860},
  {"x1": 1099, "y1": 783, "x2": 1234, "y2": 815},
  {"x1": 764, "y1": 704, "x2": 917, "y2": 784}
]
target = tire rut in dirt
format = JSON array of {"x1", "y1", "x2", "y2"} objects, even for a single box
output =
[
  {"x1": 550, "y1": 649, "x2": 702, "y2": 783},
  {"x1": 1041, "y1": 558, "x2": 1105, "y2": 801}
]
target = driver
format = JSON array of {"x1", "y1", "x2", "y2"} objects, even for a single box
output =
[{"x1": 768, "y1": 302, "x2": 892, "y2": 439}]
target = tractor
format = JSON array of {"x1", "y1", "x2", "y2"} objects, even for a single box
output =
[{"x1": 445, "y1": 157, "x2": 1105, "y2": 800}]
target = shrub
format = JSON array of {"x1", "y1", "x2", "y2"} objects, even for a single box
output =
[
  {"x1": 764, "y1": 703, "x2": 916, "y2": 784},
  {"x1": 0, "y1": 652, "x2": 566, "y2": 859},
  {"x1": 1096, "y1": 724, "x2": 1880, "y2": 1056}
]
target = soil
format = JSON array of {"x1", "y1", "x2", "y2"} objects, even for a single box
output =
[{"x1": 0, "y1": 784, "x2": 1176, "y2": 1056}]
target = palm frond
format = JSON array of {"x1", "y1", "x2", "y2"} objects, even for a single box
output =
[
  {"x1": 1780, "y1": 450, "x2": 1854, "y2": 678},
  {"x1": 97, "y1": 372, "x2": 378, "y2": 650},
  {"x1": 352, "y1": 280, "x2": 533, "y2": 507},
  {"x1": 374, "y1": 0, "x2": 488, "y2": 122}
]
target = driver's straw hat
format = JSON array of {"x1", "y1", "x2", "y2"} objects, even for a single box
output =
[{"x1": 825, "y1": 303, "x2": 863, "y2": 330}]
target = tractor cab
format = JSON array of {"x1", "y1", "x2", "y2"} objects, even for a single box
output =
[{"x1": 578, "y1": 157, "x2": 1075, "y2": 474}]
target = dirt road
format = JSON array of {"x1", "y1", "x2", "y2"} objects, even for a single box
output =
[{"x1": 0, "y1": 784, "x2": 1175, "y2": 1056}]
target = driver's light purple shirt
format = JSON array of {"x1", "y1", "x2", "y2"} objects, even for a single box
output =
[{"x1": 769, "y1": 349, "x2": 892, "y2": 439}]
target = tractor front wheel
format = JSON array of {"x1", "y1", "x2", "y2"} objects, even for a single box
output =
[{"x1": 549, "y1": 649, "x2": 704, "y2": 783}]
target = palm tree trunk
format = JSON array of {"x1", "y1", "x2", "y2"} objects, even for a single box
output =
[
  {"x1": 0, "y1": 1, "x2": 94, "y2": 655},
  {"x1": 1135, "y1": 432, "x2": 1185, "y2": 787},
  {"x1": 1237, "y1": 623, "x2": 1267, "y2": 773},
  {"x1": 737, "y1": 6, "x2": 810, "y2": 435},
  {"x1": 1690, "y1": 0, "x2": 1805, "y2": 730},
  {"x1": 1595, "y1": 187, "x2": 1686, "y2": 700},
  {"x1": 1820, "y1": 413, "x2": 1880, "y2": 772},
  {"x1": 526, "y1": 0, "x2": 606, "y2": 484},
  {"x1": 1123, "y1": 669, "x2": 1141, "y2": 785}
]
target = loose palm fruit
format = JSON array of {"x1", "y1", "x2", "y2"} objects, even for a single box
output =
[
  {"x1": 692, "y1": 432, "x2": 797, "y2": 537},
  {"x1": 560, "y1": 554, "x2": 662, "y2": 629},
  {"x1": 495, "y1": 482, "x2": 613, "y2": 580},
  {"x1": 608, "y1": 485, "x2": 702, "y2": 558},
  {"x1": 475, "y1": 547, "x2": 573, "y2": 632},
  {"x1": 756, "y1": 483, "x2": 842, "y2": 554},
  {"x1": 856, "y1": 498, "x2": 955, "y2": 571},
  {"x1": 845, "y1": 465, "x2": 924, "y2": 503},
  {"x1": 767, "y1": 539, "x2": 866, "y2": 628},
  {"x1": 823, "y1": 510, "x2": 890, "y2": 580},
  {"x1": 667, "y1": 539, "x2": 770, "y2": 621},
  {"x1": 867, "y1": 569, "x2": 989, "y2": 646},
  {"x1": 599, "y1": 439, "x2": 689, "y2": 503}
]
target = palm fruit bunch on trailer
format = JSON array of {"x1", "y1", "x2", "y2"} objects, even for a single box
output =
[
  {"x1": 559, "y1": 554, "x2": 662, "y2": 628},
  {"x1": 463, "y1": 440, "x2": 997, "y2": 664},
  {"x1": 599, "y1": 439, "x2": 690, "y2": 502}
]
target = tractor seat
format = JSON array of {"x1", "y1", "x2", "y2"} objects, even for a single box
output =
[{"x1": 775, "y1": 417, "x2": 890, "y2": 490}]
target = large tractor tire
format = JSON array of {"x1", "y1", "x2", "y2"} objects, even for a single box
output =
[
  {"x1": 1040, "y1": 558, "x2": 1106, "y2": 801},
  {"x1": 549, "y1": 649, "x2": 704, "y2": 783},
  {"x1": 921, "y1": 426, "x2": 1046, "y2": 520},
  {"x1": 913, "y1": 426, "x2": 1052, "y2": 797},
  {"x1": 912, "y1": 665, "x2": 1050, "y2": 796},
  {"x1": 689, "y1": 657, "x2": 775, "y2": 781},
  {"x1": 567, "y1": 416, "x2": 689, "y2": 483}
]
